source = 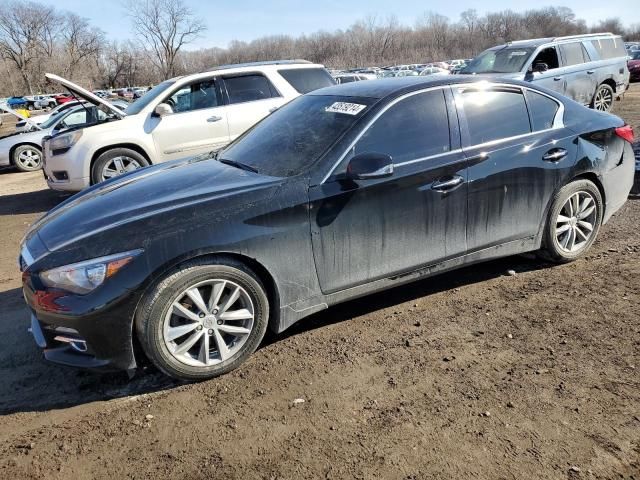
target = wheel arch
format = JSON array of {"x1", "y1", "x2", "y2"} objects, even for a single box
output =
[
  {"x1": 131, "y1": 250, "x2": 281, "y2": 365},
  {"x1": 90, "y1": 143, "x2": 152, "y2": 181},
  {"x1": 9, "y1": 142, "x2": 42, "y2": 165}
]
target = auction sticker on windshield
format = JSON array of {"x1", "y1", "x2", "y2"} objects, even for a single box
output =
[{"x1": 325, "y1": 102, "x2": 367, "y2": 115}]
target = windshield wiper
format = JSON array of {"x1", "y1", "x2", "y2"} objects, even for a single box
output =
[{"x1": 218, "y1": 158, "x2": 258, "y2": 174}]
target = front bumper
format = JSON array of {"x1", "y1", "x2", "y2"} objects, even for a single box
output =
[
  {"x1": 42, "y1": 142, "x2": 90, "y2": 192},
  {"x1": 22, "y1": 268, "x2": 141, "y2": 372}
]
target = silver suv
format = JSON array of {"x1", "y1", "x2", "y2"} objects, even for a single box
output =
[{"x1": 460, "y1": 33, "x2": 630, "y2": 112}]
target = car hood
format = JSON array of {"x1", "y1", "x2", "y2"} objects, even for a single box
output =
[
  {"x1": 0, "y1": 128, "x2": 48, "y2": 143},
  {"x1": 628, "y1": 60, "x2": 640, "y2": 67},
  {"x1": 0, "y1": 103, "x2": 42, "y2": 130},
  {"x1": 45, "y1": 73, "x2": 127, "y2": 119},
  {"x1": 29, "y1": 156, "x2": 282, "y2": 252},
  {"x1": 458, "y1": 71, "x2": 524, "y2": 80}
]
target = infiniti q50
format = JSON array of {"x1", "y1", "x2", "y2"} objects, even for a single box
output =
[{"x1": 20, "y1": 77, "x2": 635, "y2": 381}]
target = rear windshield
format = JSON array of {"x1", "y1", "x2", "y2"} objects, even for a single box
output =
[
  {"x1": 461, "y1": 47, "x2": 534, "y2": 74},
  {"x1": 277, "y1": 68, "x2": 336, "y2": 94},
  {"x1": 218, "y1": 95, "x2": 374, "y2": 177}
]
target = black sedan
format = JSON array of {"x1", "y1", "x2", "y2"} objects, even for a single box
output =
[{"x1": 20, "y1": 77, "x2": 635, "y2": 381}]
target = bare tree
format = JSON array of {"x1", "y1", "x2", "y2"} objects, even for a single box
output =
[
  {"x1": 0, "y1": 1, "x2": 58, "y2": 93},
  {"x1": 127, "y1": 0, "x2": 206, "y2": 79},
  {"x1": 61, "y1": 14, "x2": 104, "y2": 79}
]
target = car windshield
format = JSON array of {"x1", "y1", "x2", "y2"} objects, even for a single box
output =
[
  {"x1": 218, "y1": 94, "x2": 374, "y2": 177},
  {"x1": 125, "y1": 80, "x2": 175, "y2": 115},
  {"x1": 461, "y1": 47, "x2": 534, "y2": 74},
  {"x1": 631, "y1": 51, "x2": 640, "y2": 60}
]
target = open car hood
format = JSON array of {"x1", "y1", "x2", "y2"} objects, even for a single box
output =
[
  {"x1": 0, "y1": 103, "x2": 42, "y2": 130},
  {"x1": 45, "y1": 73, "x2": 127, "y2": 119}
]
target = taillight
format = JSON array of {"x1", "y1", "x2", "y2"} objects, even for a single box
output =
[{"x1": 615, "y1": 125, "x2": 634, "y2": 143}]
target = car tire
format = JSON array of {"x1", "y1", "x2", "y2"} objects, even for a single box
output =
[
  {"x1": 27, "y1": 104, "x2": 34, "y2": 111},
  {"x1": 12, "y1": 144, "x2": 43, "y2": 172},
  {"x1": 591, "y1": 84, "x2": 614, "y2": 112},
  {"x1": 136, "y1": 258, "x2": 270, "y2": 381},
  {"x1": 541, "y1": 179, "x2": 603, "y2": 263},
  {"x1": 91, "y1": 148, "x2": 149, "y2": 185}
]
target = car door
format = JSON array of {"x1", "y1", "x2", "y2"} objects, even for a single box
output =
[
  {"x1": 454, "y1": 85, "x2": 578, "y2": 251},
  {"x1": 309, "y1": 88, "x2": 468, "y2": 294},
  {"x1": 559, "y1": 41, "x2": 596, "y2": 105},
  {"x1": 221, "y1": 73, "x2": 285, "y2": 141},
  {"x1": 150, "y1": 77, "x2": 230, "y2": 161},
  {"x1": 526, "y1": 45, "x2": 566, "y2": 95}
]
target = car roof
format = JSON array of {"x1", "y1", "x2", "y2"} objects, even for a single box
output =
[
  {"x1": 165, "y1": 60, "x2": 322, "y2": 82},
  {"x1": 308, "y1": 76, "x2": 548, "y2": 100}
]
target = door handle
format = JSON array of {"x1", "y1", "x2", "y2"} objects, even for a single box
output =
[
  {"x1": 587, "y1": 70, "x2": 595, "y2": 74},
  {"x1": 431, "y1": 175, "x2": 464, "y2": 192},
  {"x1": 542, "y1": 148, "x2": 568, "y2": 162},
  {"x1": 553, "y1": 76, "x2": 562, "y2": 81},
  {"x1": 207, "y1": 115, "x2": 222, "y2": 122},
  {"x1": 268, "y1": 106, "x2": 279, "y2": 113}
]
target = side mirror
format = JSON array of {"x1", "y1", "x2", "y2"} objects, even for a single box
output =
[
  {"x1": 346, "y1": 152, "x2": 393, "y2": 180},
  {"x1": 153, "y1": 103, "x2": 173, "y2": 117},
  {"x1": 533, "y1": 62, "x2": 549, "y2": 73}
]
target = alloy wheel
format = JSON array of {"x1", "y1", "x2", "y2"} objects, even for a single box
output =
[
  {"x1": 101, "y1": 156, "x2": 142, "y2": 181},
  {"x1": 593, "y1": 87, "x2": 613, "y2": 111},
  {"x1": 555, "y1": 191, "x2": 597, "y2": 253},
  {"x1": 16, "y1": 148, "x2": 41, "y2": 169},
  {"x1": 163, "y1": 279, "x2": 255, "y2": 367}
]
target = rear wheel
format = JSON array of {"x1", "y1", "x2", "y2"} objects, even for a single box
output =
[
  {"x1": 12, "y1": 144, "x2": 42, "y2": 172},
  {"x1": 591, "y1": 84, "x2": 614, "y2": 112},
  {"x1": 542, "y1": 180, "x2": 603, "y2": 263},
  {"x1": 91, "y1": 148, "x2": 149, "y2": 185},
  {"x1": 136, "y1": 258, "x2": 269, "y2": 381}
]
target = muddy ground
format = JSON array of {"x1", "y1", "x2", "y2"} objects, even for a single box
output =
[{"x1": 0, "y1": 86, "x2": 638, "y2": 479}]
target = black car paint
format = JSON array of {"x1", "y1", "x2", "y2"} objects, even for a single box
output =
[{"x1": 20, "y1": 77, "x2": 634, "y2": 372}]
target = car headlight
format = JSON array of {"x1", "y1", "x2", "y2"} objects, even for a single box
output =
[
  {"x1": 40, "y1": 250, "x2": 142, "y2": 294},
  {"x1": 49, "y1": 130, "x2": 83, "y2": 153}
]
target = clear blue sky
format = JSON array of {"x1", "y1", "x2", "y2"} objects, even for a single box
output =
[{"x1": 50, "y1": 0, "x2": 639, "y2": 50}]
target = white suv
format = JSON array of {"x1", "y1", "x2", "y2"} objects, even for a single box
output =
[{"x1": 43, "y1": 61, "x2": 335, "y2": 191}]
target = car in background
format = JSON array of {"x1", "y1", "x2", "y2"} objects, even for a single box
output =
[
  {"x1": 42, "y1": 60, "x2": 336, "y2": 191},
  {"x1": 334, "y1": 74, "x2": 370, "y2": 84},
  {"x1": 419, "y1": 67, "x2": 450, "y2": 76},
  {"x1": 628, "y1": 50, "x2": 640, "y2": 82},
  {"x1": 25, "y1": 95, "x2": 57, "y2": 110},
  {"x1": 15, "y1": 98, "x2": 130, "y2": 133},
  {"x1": 0, "y1": 104, "x2": 111, "y2": 172},
  {"x1": 54, "y1": 93, "x2": 74, "y2": 105},
  {"x1": 7, "y1": 96, "x2": 27, "y2": 108},
  {"x1": 19, "y1": 76, "x2": 635, "y2": 380},
  {"x1": 460, "y1": 33, "x2": 629, "y2": 112},
  {"x1": 633, "y1": 139, "x2": 640, "y2": 194}
]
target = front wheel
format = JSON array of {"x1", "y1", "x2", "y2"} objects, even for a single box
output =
[
  {"x1": 591, "y1": 84, "x2": 614, "y2": 112},
  {"x1": 13, "y1": 144, "x2": 42, "y2": 172},
  {"x1": 91, "y1": 148, "x2": 149, "y2": 185},
  {"x1": 136, "y1": 258, "x2": 269, "y2": 381},
  {"x1": 542, "y1": 180, "x2": 603, "y2": 263}
]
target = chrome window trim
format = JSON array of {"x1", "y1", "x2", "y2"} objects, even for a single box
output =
[
  {"x1": 320, "y1": 85, "x2": 448, "y2": 184},
  {"x1": 320, "y1": 82, "x2": 564, "y2": 184}
]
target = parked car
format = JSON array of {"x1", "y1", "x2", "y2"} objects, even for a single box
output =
[
  {"x1": 14, "y1": 98, "x2": 130, "y2": 133},
  {"x1": 628, "y1": 50, "x2": 640, "y2": 82},
  {"x1": 42, "y1": 60, "x2": 336, "y2": 192},
  {"x1": 460, "y1": 33, "x2": 630, "y2": 112},
  {"x1": 53, "y1": 93, "x2": 74, "y2": 105},
  {"x1": 419, "y1": 67, "x2": 450, "y2": 76},
  {"x1": 7, "y1": 96, "x2": 27, "y2": 108},
  {"x1": 25, "y1": 95, "x2": 56, "y2": 110},
  {"x1": 0, "y1": 104, "x2": 110, "y2": 172},
  {"x1": 334, "y1": 74, "x2": 370, "y2": 84},
  {"x1": 20, "y1": 76, "x2": 635, "y2": 380}
]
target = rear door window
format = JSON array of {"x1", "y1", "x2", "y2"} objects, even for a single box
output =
[
  {"x1": 223, "y1": 74, "x2": 280, "y2": 104},
  {"x1": 560, "y1": 42, "x2": 589, "y2": 66},
  {"x1": 351, "y1": 89, "x2": 450, "y2": 164},
  {"x1": 457, "y1": 88, "x2": 531, "y2": 145},
  {"x1": 525, "y1": 90, "x2": 560, "y2": 131},
  {"x1": 278, "y1": 67, "x2": 336, "y2": 93}
]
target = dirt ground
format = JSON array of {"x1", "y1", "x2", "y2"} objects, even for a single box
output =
[{"x1": 0, "y1": 86, "x2": 639, "y2": 480}]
